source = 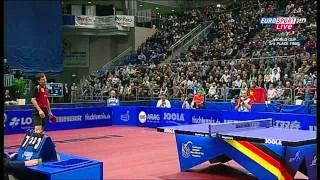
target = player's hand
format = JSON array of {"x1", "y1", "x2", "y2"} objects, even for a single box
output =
[
  {"x1": 25, "y1": 159, "x2": 41, "y2": 166},
  {"x1": 39, "y1": 110, "x2": 45, "y2": 118}
]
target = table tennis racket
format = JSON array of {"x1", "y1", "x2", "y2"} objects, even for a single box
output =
[{"x1": 49, "y1": 115, "x2": 57, "y2": 123}]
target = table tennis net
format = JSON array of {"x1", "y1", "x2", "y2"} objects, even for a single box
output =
[{"x1": 209, "y1": 118, "x2": 273, "y2": 137}]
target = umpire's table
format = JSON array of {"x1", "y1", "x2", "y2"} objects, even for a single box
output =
[{"x1": 157, "y1": 118, "x2": 316, "y2": 180}]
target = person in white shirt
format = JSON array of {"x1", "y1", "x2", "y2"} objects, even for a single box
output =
[
  {"x1": 182, "y1": 93, "x2": 194, "y2": 109},
  {"x1": 107, "y1": 90, "x2": 119, "y2": 106},
  {"x1": 267, "y1": 84, "x2": 277, "y2": 102},
  {"x1": 156, "y1": 92, "x2": 171, "y2": 108}
]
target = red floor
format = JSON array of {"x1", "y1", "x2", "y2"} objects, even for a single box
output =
[{"x1": 4, "y1": 126, "x2": 307, "y2": 179}]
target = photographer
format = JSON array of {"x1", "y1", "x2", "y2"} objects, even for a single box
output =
[{"x1": 235, "y1": 89, "x2": 252, "y2": 112}]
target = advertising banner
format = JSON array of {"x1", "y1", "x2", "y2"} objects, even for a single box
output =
[
  {"x1": 115, "y1": 15, "x2": 134, "y2": 27},
  {"x1": 4, "y1": 106, "x2": 112, "y2": 135},
  {"x1": 112, "y1": 106, "x2": 138, "y2": 126}
]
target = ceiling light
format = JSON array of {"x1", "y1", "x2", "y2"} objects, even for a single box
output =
[
  {"x1": 139, "y1": 4, "x2": 143, "y2": 7},
  {"x1": 156, "y1": 7, "x2": 159, "y2": 10},
  {"x1": 217, "y1": 4, "x2": 221, "y2": 8},
  {"x1": 171, "y1": 9, "x2": 175, "y2": 12}
]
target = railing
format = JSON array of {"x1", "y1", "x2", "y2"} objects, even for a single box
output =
[
  {"x1": 101, "y1": 47, "x2": 132, "y2": 71},
  {"x1": 181, "y1": 21, "x2": 214, "y2": 52},
  {"x1": 169, "y1": 21, "x2": 208, "y2": 52},
  {"x1": 70, "y1": 86, "x2": 316, "y2": 105},
  {"x1": 4, "y1": 74, "x2": 15, "y2": 87}
]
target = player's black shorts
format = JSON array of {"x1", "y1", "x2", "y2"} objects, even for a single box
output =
[{"x1": 32, "y1": 108, "x2": 49, "y2": 127}]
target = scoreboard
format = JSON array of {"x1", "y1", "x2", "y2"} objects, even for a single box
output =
[
  {"x1": 17, "y1": 132, "x2": 58, "y2": 162},
  {"x1": 46, "y1": 83, "x2": 64, "y2": 97}
]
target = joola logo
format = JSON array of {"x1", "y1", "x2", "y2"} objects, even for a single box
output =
[
  {"x1": 164, "y1": 113, "x2": 184, "y2": 121},
  {"x1": 265, "y1": 138, "x2": 282, "y2": 145}
]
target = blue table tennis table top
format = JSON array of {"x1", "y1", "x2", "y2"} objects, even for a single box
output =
[{"x1": 157, "y1": 123, "x2": 316, "y2": 146}]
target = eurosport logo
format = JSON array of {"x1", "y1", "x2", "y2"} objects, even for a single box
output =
[
  {"x1": 138, "y1": 111, "x2": 160, "y2": 124},
  {"x1": 260, "y1": 17, "x2": 306, "y2": 30},
  {"x1": 265, "y1": 138, "x2": 282, "y2": 145},
  {"x1": 9, "y1": 117, "x2": 33, "y2": 128},
  {"x1": 260, "y1": 17, "x2": 306, "y2": 24},
  {"x1": 163, "y1": 113, "x2": 184, "y2": 121}
]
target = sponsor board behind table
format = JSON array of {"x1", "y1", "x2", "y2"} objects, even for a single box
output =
[{"x1": 4, "y1": 107, "x2": 112, "y2": 134}]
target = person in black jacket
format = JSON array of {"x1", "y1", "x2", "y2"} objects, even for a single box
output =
[{"x1": 4, "y1": 152, "x2": 41, "y2": 180}]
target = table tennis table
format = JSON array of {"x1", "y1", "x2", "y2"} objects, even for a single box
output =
[{"x1": 157, "y1": 119, "x2": 316, "y2": 180}]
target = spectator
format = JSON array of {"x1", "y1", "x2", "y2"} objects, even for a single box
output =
[
  {"x1": 156, "y1": 92, "x2": 171, "y2": 108},
  {"x1": 192, "y1": 88, "x2": 205, "y2": 109},
  {"x1": 235, "y1": 89, "x2": 252, "y2": 112},
  {"x1": 182, "y1": 93, "x2": 194, "y2": 109},
  {"x1": 107, "y1": 90, "x2": 119, "y2": 106}
]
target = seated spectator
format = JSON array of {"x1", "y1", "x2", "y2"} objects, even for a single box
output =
[
  {"x1": 107, "y1": 90, "x2": 119, "y2": 106},
  {"x1": 192, "y1": 88, "x2": 205, "y2": 109},
  {"x1": 156, "y1": 92, "x2": 171, "y2": 108},
  {"x1": 267, "y1": 83, "x2": 277, "y2": 103},
  {"x1": 235, "y1": 89, "x2": 252, "y2": 112},
  {"x1": 182, "y1": 93, "x2": 194, "y2": 109}
]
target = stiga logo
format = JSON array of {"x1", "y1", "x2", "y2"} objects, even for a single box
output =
[
  {"x1": 265, "y1": 138, "x2": 282, "y2": 145},
  {"x1": 9, "y1": 117, "x2": 33, "y2": 127},
  {"x1": 164, "y1": 113, "x2": 184, "y2": 121},
  {"x1": 138, "y1": 111, "x2": 147, "y2": 123}
]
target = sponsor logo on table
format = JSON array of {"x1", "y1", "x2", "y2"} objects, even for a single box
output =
[
  {"x1": 273, "y1": 120, "x2": 301, "y2": 130},
  {"x1": 163, "y1": 128, "x2": 174, "y2": 133},
  {"x1": 23, "y1": 151, "x2": 33, "y2": 160},
  {"x1": 310, "y1": 155, "x2": 317, "y2": 166},
  {"x1": 309, "y1": 126, "x2": 317, "y2": 131},
  {"x1": 9, "y1": 117, "x2": 33, "y2": 129},
  {"x1": 120, "y1": 111, "x2": 130, "y2": 122},
  {"x1": 182, "y1": 141, "x2": 204, "y2": 159},
  {"x1": 289, "y1": 151, "x2": 301, "y2": 163},
  {"x1": 265, "y1": 138, "x2": 282, "y2": 145}
]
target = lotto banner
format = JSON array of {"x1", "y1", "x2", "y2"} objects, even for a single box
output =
[{"x1": 4, "y1": 106, "x2": 112, "y2": 135}]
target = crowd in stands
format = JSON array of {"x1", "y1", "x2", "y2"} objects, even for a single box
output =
[{"x1": 76, "y1": 0, "x2": 317, "y2": 105}]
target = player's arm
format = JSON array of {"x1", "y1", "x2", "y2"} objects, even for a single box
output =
[{"x1": 47, "y1": 99, "x2": 52, "y2": 115}]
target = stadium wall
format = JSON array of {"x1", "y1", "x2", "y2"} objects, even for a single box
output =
[{"x1": 135, "y1": 27, "x2": 157, "y2": 50}]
